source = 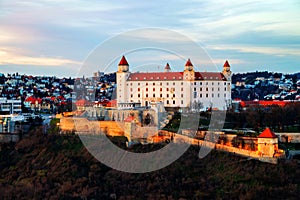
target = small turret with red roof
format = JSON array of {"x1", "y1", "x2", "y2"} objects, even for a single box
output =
[
  {"x1": 118, "y1": 55, "x2": 129, "y2": 72},
  {"x1": 222, "y1": 60, "x2": 232, "y2": 81},
  {"x1": 164, "y1": 63, "x2": 171, "y2": 72}
]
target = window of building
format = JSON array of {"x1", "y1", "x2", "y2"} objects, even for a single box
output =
[
  {"x1": 200, "y1": 88, "x2": 202, "y2": 92},
  {"x1": 218, "y1": 94, "x2": 220, "y2": 98},
  {"x1": 200, "y1": 94, "x2": 202, "y2": 98},
  {"x1": 138, "y1": 94, "x2": 140, "y2": 98},
  {"x1": 212, "y1": 88, "x2": 214, "y2": 92},
  {"x1": 153, "y1": 88, "x2": 155, "y2": 92},
  {"x1": 160, "y1": 94, "x2": 162, "y2": 98},
  {"x1": 206, "y1": 94, "x2": 208, "y2": 98},
  {"x1": 181, "y1": 94, "x2": 183, "y2": 98},
  {"x1": 224, "y1": 87, "x2": 226, "y2": 91},
  {"x1": 181, "y1": 88, "x2": 183, "y2": 91},
  {"x1": 131, "y1": 94, "x2": 133, "y2": 98},
  {"x1": 146, "y1": 88, "x2": 148, "y2": 92},
  {"x1": 160, "y1": 82, "x2": 162, "y2": 86},
  {"x1": 146, "y1": 94, "x2": 148, "y2": 97},
  {"x1": 146, "y1": 83, "x2": 148, "y2": 86},
  {"x1": 194, "y1": 92, "x2": 197, "y2": 98},
  {"x1": 181, "y1": 82, "x2": 183, "y2": 85},
  {"x1": 173, "y1": 100, "x2": 176, "y2": 104},
  {"x1": 173, "y1": 82, "x2": 175, "y2": 85},
  {"x1": 160, "y1": 88, "x2": 162, "y2": 92},
  {"x1": 206, "y1": 87, "x2": 208, "y2": 92},
  {"x1": 167, "y1": 100, "x2": 169, "y2": 104},
  {"x1": 153, "y1": 83, "x2": 155, "y2": 85},
  {"x1": 167, "y1": 94, "x2": 169, "y2": 98},
  {"x1": 224, "y1": 82, "x2": 226, "y2": 85},
  {"x1": 173, "y1": 94, "x2": 175, "y2": 98},
  {"x1": 181, "y1": 100, "x2": 183, "y2": 104},
  {"x1": 167, "y1": 88, "x2": 169, "y2": 91},
  {"x1": 194, "y1": 82, "x2": 196, "y2": 85},
  {"x1": 212, "y1": 94, "x2": 214, "y2": 98},
  {"x1": 224, "y1": 94, "x2": 226, "y2": 98},
  {"x1": 194, "y1": 88, "x2": 196, "y2": 91},
  {"x1": 153, "y1": 94, "x2": 155, "y2": 97}
]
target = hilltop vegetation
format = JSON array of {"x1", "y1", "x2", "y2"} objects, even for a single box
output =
[{"x1": 0, "y1": 128, "x2": 299, "y2": 199}]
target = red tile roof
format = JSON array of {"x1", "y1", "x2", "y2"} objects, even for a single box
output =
[
  {"x1": 258, "y1": 128, "x2": 277, "y2": 138},
  {"x1": 119, "y1": 55, "x2": 129, "y2": 66},
  {"x1": 185, "y1": 58, "x2": 193, "y2": 66},
  {"x1": 128, "y1": 72, "x2": 184, "y2": 81},
  {"x1": 75, "y1": 99, "x2": 93, "y2": 106},
  {"x1": 124, "y1": 115, "x2": 135, "y2": 122},
  {"x1": 127, "y1": 72, "x2": 226, "y2": 81},
  {"x1": 224, "y1": 60, "x2": 230, "y2": 68}
]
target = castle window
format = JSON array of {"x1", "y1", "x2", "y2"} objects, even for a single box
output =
[
  {"x1": 153, "y1": 82, "x2": 155, "y2": 85},
  {"x1": 173, "y1": 82, "x2": 175, "y2": 85},
  {"x1": 212, "y1": 94, "x2": 214, "y2": 98},
  {"x1": 146, "y1": 83, "x2": 148, "y2": 86},
  {"x1": 218, "y1": 82, "x2": 220, "y2": 85},
  {"x1": 166, "y1": 82, "x2": 169, "y2": 86},
  {"x1": 167, "y1": 94, "x2": 169, "y2": 98},
  {"x1": 181, "y1": 82, "x2": 183, "y2": 85},
  {"x1": 181, "y1": 88, "x2": 183, "y2": 91},
  {"x1": 160, "y1": 94, "x2": 162, "y2": 98},
  {"x1": 224, "y1": 94, "x2": 226, "y2": 98},
  {"x1": 166, "y1": 100, "x2": 169, "y2": 104},
  {"x1": 224, "y1": 87, "x2": 226, "y2": 91},
  {"x1": 153, "y1": 88, "x2": 155, "y2": 92},
  {"x1": 206, "y1": 94, "x2": 208, "y2": 98},
  {"x1": 138, "y1": 83, "x2": 140, "y2": 86},
  {"x1": 206, "y1": 88, "x2": 208, "y2": 92},
  {"x1": 200, "y1": 88, "x2": 202, "y2": 92},
  {"x1": 173, "y1": 100, "x2": 176, "y2": 105},
  {"x1": 200, "y1": 82, "x2": 202, "y2": 85},
  {"x1": 153, "y1": 94, "x2": 155, "y2": 97},
  {"x1": 160, "y1": 82, "x2": 162, "y2": 86},
  {"x1": 146, "y1": 88, "x2": 148, "y2": 92},
  {"x1": 200, "y1": 94, "x2": 202, "y2": 98},
  {"x1": 160, "y1": 88, "x2": 162, "y2": 92},
  {"x1": 138, "y1": 88, "x2": 140, "y2": 92},
  {"x1": 212, "y1": 88, "x2": 214, "y2": 92},
  {"x1": 218, "y1": 94, "x2": 220, "y2": 98},
  {"x1": 173, "y1": 94, "x2": 175, "y2": 98},
  {"x1": 212, "y1": 82, "x2": 214, "y2": 85},
  {"x1": 194, "y1": 88, "x2": 196, "y2": 91},
  {"x1": 138, "y1": 94, "x2": 140, "y2": 98},
  {"x1": 181, "y1": 100, "x2": 183, "y2": 104},
  {"x1": 224, "y1": 82, "x2": 226, "y2": 85},
  {"x1": 181, "y1": 94, "x2": 183, "y2": 98},
  {"x1": 130, "y1": 83, "x2": 132, "y2": 86},
  {"x1": 167, "y1": 88, "x2": 169, "y2": 91},
  {"x1": 206, "y1": 82, "x2": 208, "y2": 85},
  {"x1": 146, "y1": 94, "x2": 148, "y2": 97},
  {"x1": 194, "y1": 82, "x2": 196, "y2": 85},
  {"x1": 131, "y1": 94, "x2": 133, "y2": 98}
]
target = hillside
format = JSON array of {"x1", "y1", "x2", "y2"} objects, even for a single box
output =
[{"x1": 0, "y1": 128, "x2": 299, "y2": 199}]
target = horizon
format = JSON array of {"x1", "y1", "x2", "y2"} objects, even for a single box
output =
[{"x1": 1, "y1": 0, "x2": 300, "y2": 77}]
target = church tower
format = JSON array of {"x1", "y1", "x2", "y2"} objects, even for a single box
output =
[
  {"x1": 183, "y1": 59, "x2": 195, "y2": 81},
  {"x1": 117, "y1": 56, "x2": 130, "y2": 107}
]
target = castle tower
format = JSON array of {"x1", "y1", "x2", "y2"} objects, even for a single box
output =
[
  {"x1": 183, "y1": 59, "x2": 195, "y2": 81},
  {"x1": 257, "y1": 128, "x2": 278, "y2": 157},
  {"x1": 222, "y1": 60, "x2": 232, "y2": 81},
  {"x1": 117, "y1": 56, "x2": 130, "y2": 107},
  {"x1": 164, "y1": 63, "x2": 171, "y2": 72}
]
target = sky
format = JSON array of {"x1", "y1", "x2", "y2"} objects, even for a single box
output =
[{"x1": 0, "y1": 0, "x2": 300, "y2": 77}]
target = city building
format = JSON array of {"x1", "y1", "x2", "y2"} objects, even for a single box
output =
[
  {"x1": 0, "y1": 97, "x2": 22, "y2": 114},
  {"x1": 116, "y1": 56, "x2": 232, "y2": 110}
]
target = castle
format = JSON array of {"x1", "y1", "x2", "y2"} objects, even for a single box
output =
[{"x1": 116, "y1": 56, "x2": 232, "y2": 110}]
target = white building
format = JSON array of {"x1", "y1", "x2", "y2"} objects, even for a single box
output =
[
  {"x1": 116, "y1": 56, "x2": 232, "y2": 110},
  {"x1": 0, "y1": 98, "x2": 22, "y2": 114}
]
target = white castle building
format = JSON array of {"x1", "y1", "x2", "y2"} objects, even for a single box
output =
[{"x1": 116, "y1": 56, "x2": 232, "y2": 110}]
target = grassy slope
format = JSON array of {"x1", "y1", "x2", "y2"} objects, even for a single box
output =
[{"x1": 0, "y1": 128, "x2": 299, "y2": 200}]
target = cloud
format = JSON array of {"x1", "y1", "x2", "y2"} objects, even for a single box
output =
[
  {"x1": 208, "y1": 45, "x2": 300, "y2": 57},
  {"x1": 0, "y1": 48, "x2": 81, "y2": 66}
]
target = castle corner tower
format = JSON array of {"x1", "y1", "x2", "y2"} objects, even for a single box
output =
[{"x1": 117, "y1": 56, "x2": 130, "y2": 107}]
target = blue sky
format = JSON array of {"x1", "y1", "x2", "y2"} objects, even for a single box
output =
[{"x1": 0, "y1": 0, "x2": 299, "y2": 77}]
